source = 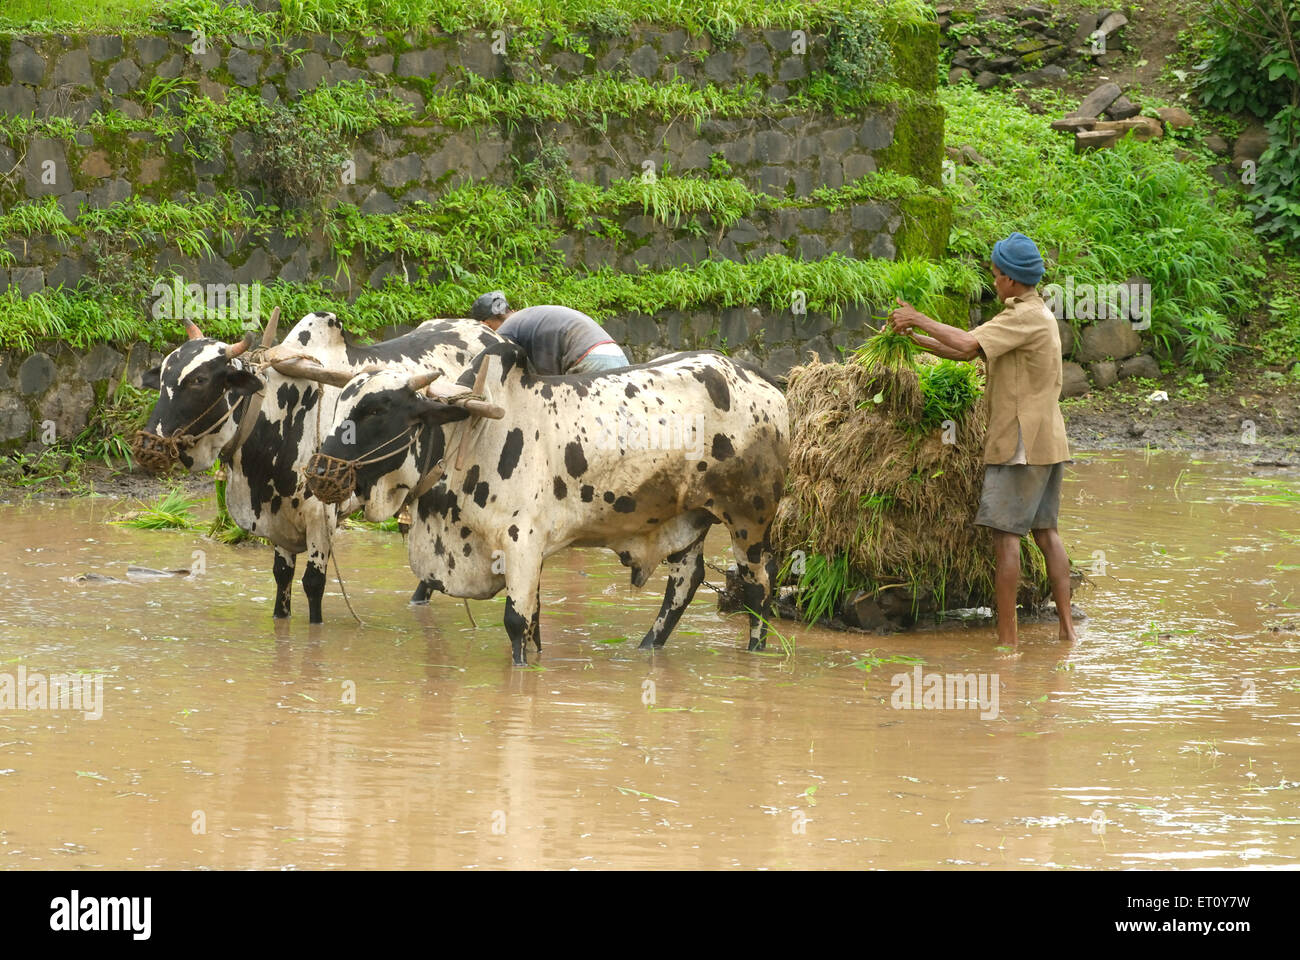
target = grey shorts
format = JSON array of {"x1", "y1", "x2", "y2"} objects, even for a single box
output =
[{"x1": 975, "y1": 462, "x2": 1066, "y2": 536}]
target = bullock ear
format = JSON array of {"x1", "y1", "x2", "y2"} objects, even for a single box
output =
[
  {"x1": 140, "y1": 366, "x2": 161, "y2": 390},
  {"x1": 224, "y1": 366, "x2": 262, "y2": 396}
]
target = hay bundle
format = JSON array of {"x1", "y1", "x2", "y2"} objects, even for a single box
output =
[{"x1": 771, "y1": 347, "x2": 1051, "y2": 625}]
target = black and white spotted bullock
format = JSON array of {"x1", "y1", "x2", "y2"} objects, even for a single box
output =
[
  {"x1": 306, "y1": 340, "x2": 789, "y2": 665},
  {"x1": 138, "y1": 312, "x2": 502, "y2": 622}
]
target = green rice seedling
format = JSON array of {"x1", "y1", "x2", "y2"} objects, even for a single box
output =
[
  {"x1": 854, "y1": 324, "x2": 919, "y2": 368},
  {"x1": 206, "y1": 474, "x2": 253, "y2": 544},
  {"x1": 343, "y1": 512, "x2": 401, "y2": 532},
  {"x1": 113, "y1": 488, "x2": 200, "y2": 530},
  {"x1": 792, "y1": 551, "x2": 863, "y2": 626},
  {"x1": 917, "y1": 358, "x2": 983, "y2": 428}
]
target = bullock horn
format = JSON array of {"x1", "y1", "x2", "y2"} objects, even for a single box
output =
[
  {"x1": 184, "y1": 320, "x2": 204, "y2": 340},
  {"x1": 270, "y1": 358, "x2": 356, "y2": 387},
  {"x1": 406, "y1": 370, "x2": 441, "y2": 392},
  {"x1": 261, "y1": 306, "x2": 281, "y2": 348},
  {"x1": 226, "y1": 331, "x2": 255, "y2": 357}
]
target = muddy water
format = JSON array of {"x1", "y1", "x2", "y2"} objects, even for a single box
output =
[{"x1": 0, "y1": 450, "x2": 1297, "y2": 870}]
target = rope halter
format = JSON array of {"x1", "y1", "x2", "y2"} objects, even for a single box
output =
[
  {"x1": 131, "y1": 390, "x2": 243, "y2": 474},
  {"x1": 304, "y1": 428, "x2": 420, "y2": 505},
  {"x1": 132, "y1": 320, "x2": 270, "y2": 474}
]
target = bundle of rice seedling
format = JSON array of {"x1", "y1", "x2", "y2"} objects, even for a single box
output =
[
  {"x1": 772, "y1": 332, "x2": 1052, "y2": 625},
  {"x1": 111, "y1": 487, "x2": 200, "y2": 530}
]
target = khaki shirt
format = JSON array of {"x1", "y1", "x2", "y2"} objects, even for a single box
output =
[{"x1": 970, "y1": 292, "x2": 1071, "y2": 465}]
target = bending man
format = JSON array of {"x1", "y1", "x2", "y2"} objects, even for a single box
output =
[{"x1": 470, "y1": 291, "x2": 630, "y2": 375}]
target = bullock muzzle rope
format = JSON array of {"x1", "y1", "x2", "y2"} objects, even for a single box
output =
[
  {"x1": 132, "y1": 391, "x2": 247, "y2": 474},
  {"x1": 303, "y1": 429, "x2": 420, "y2": 505}
]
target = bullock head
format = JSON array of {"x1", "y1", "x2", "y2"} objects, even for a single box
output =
[
  {"x1": 306, "y1": 370, "x2": 473, "y2": 521},
  {"x1": 135, "y1": 320, "x2": 263, "y2": 473}
]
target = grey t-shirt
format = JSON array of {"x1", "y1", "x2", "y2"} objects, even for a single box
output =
[{"x1": 496, "y1": 306, "x2": 614, "y2": 375}]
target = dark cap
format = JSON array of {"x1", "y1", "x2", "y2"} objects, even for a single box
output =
[{"x1": 470, "y1": 290, "x2": 510, "y2": 321}]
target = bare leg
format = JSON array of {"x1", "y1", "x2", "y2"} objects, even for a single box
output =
[
  {"x1": 1032, "y1": 527, "x2": 1078, "y2": 643},
  {"x1": 991, "y1": 530, "x2": 1022, "y2": 647}
]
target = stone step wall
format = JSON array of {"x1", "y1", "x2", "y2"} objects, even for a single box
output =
[{"x1": 0, "y1": 24, "x2": 945, "y2": 298}]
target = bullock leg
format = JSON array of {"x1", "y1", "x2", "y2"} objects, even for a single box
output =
[
  {"x1": 273, "y1": 548, "x2": 295, "y2": 618},
  {"x1": 532, "y1": 589, "x2": 542, "y2": 652},
  {"x1": 410, "y1": 579, "x2": 436, "y2": 604},
  {"x1": 638, "y1": 530, "x2": 707, "y2": 649},
  {"x1": 302, "y1": 547, "x2": 328, "y2": 624},
  {"x1": 730, "y1": 526, "x2": 776, "y2": 651},
  {"x1": 502, "y1": 562, "x2": 542, "y2": 666}
]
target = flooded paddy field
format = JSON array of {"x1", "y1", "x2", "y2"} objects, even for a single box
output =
[{"x1": 0, "y1": 450, "x2": 1297, "y2": 870}]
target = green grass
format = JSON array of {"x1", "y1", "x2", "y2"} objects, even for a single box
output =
[
  {"x1": 0, "y1": 0, "x2": 156, "y2": 30},
  {"x1": 112, "y1": 487, "x2": 201, "y2": 530},
  {"x1": 0, "y1": 0, "x2": 935, "y2": 37},
  {"x1": 0, "y1": 252, "x2": 979, "y2": 350},
  {"x1": 940, "y1": 83, "x2": 1268, "y2": 370}
]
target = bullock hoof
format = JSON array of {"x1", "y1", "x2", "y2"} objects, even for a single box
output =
[
  {"x1": 747, "y1": 638, "x2": 767, "y2": 651},
  {"x1": 638, "y1": 635, "x2": 656, "y2": 649}
]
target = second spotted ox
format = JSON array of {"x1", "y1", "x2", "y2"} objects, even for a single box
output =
[{"x1": 306, "y1": 342, "x2": 789, "y2": 665}]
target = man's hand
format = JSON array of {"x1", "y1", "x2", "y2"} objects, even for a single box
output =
[{"x1": 889, "y1": 297, "x2": 927, "y2": 333}]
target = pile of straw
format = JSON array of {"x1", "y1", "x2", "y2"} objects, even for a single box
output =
[{"x1": 771, "y1": 352, "x2": 1051, "y2": 620}]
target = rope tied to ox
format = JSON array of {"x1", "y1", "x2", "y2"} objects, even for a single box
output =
[
  {"x1": 303, "y1": 427, "x2": 420, "y2": 505},
  {"x1": 131, "y1": 391, "x2": 243, "y2": 474}
]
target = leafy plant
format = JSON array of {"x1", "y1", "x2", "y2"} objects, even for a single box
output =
[
  {"x1": 917, "y1": 358, "x2": 983, "y2": 427},
  {"x1": 825, "y1": 7, "x2": 895, "y2": 87},
  {"x1": 1248, "y1": 106, "x2": 1300, "y2": 245},
  {"x1": 112, "y1": 487, "x2": 200, "y2": 530},
  {"x1": 1196, "y1": 0, "x2": 1300, "y2": 246}
]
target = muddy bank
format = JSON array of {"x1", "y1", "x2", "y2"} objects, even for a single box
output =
[
  {"x1": 1062, "y1": 373, "x2": 1300, "y2": 461},
  {"x1": 0, "y1": 458, "x2": 212, "y2": 504}
]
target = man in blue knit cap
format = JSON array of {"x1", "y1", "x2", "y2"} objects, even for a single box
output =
[{"x1": 888, "y1": 232, "x2": 1076, "y2": 647}]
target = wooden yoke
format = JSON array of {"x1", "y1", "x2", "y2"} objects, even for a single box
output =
[{"x1": 454, "y1": 355, "x2": 492, "y2": 471}]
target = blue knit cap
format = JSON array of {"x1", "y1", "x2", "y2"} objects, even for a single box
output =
[{"x1": 991, "y1": 232, "x2": 1044, "y2": 286}]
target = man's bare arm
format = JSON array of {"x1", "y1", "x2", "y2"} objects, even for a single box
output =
[
  {"x1": 909, "y1": 331, "x2": 970, "y2": 360},
  {"x1": 888, "y1": 298, "x2": 982, "y2": 361}
]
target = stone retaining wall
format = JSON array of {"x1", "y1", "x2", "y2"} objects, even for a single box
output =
[{"x1": 0, "y1": 25, "x2": 946, "y2": 296}]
